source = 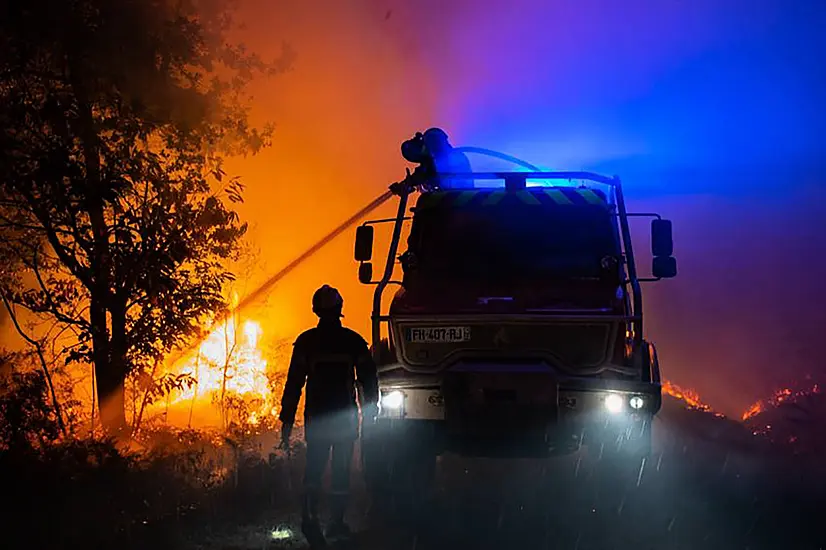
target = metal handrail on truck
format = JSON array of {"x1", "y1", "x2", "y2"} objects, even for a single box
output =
[{"x1": 365, "y1": 171, "x2": 645, "y2": 363}]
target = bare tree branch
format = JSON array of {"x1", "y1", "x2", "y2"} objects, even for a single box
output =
[{"x1": 1, "y1": 291, "x2": 67, "y2": 437}]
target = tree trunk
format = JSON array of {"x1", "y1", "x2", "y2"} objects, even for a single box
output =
[
  {"x1": 90, "y1": 295, "x2": 125, "y2": 435},
  {"x1": 70, "y1": 62, "x2": 125, "y2": 434},
  {"x1": 108, "y1": 300, "x2": 130, "y2": 436},
  {"x1": 95, "y1": 361, "x2": 126, "y2": 436}
]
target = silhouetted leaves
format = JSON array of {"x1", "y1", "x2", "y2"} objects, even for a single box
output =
[
  {"x1": 140, "y1": 372, "x2": 198, "y2": 405},
  {"x1": 226, "y1": 178, "x2": 245, "y2": 204},
  {"x1": 0, "y1": 366, "x2": 62, "y2": 452}
]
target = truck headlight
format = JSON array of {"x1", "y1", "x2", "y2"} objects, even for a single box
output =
[
  {"x1": 604, "y1": 393, "x2": 624, "y2": 414},
  {"x1": 629, "y1": 395, "x2": 645, "y2": 410},
  {"x1": 380, "y1": 390, "x2": 404, "y2": 410}
]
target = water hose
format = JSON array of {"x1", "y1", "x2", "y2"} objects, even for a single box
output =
[
  {"x1": 227, "y1": 149, "x2": 540, "y2": 318},
  {"x1": 454, "y1": 146, "x2": 543, "y2": 172},
  {"x1": 173, "y1": 146, "x2": 541, "y2": 361},
  {"x1": 233, "y1": 191, "x2": 393, "y2": 315},
  {"x1": 234, "y1": 148, "x2": 539, "y2": 314}
]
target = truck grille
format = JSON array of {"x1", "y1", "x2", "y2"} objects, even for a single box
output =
[{"x1": 393, "y1": 318, "x2": 618, "y2": 372}]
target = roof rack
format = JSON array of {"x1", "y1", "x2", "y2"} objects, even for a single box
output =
[
  {"x1": 414, "y1": 186, "x2": 612, "y2": 209},
  {"x1": 435, "y1": 171, "x2": 618, "y2": 191}
]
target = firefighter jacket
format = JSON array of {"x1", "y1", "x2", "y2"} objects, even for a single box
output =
[
  {"x1": 279, "y1": 318, "x2": 379, "y2": 441},
  {"x1": 433, "y1": 148, "x2": 473, "y2": 190}
]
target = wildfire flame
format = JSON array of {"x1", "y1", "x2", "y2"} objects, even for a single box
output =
[
  {"x1": 661, "y1": 378, "x2": 823, "y2": 426},
  {"x1": 156, "y1": 302, "x2": 276, "y2": 427},
  {"x1": 662, "y1": 380, "x2": 722, "y2": 416},
  {"x1": 171, "y1": 317, "x2": 270, "y2": 403},
  {"x1": 742, "y1": 383, "x2": 821, "y2": 422}
]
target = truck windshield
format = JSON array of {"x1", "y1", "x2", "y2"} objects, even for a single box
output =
[{"x1": 407, "y1": 205, "x2": 620, "y2": 284}]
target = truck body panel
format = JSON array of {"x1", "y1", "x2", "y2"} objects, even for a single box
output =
[{"x1": 357, "y1": 171, "x2": 674, "y2": 460}]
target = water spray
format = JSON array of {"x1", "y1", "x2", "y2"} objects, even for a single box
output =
[{"x1": 173, "y1": 141, "x2": 541, "y2": 360}]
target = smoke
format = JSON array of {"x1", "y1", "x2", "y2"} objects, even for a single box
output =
[
  {"x1": 639, "y1": 184, "x2": 826, "y2": 416},
  {"x1": 221, "y1": 0, "x2": 826, "y2": 416}
]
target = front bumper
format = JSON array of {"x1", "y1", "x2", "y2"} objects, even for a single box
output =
[
  {"x1": 376, "y1": 374, "x2": 660, "y2": 421},
  {"x1": 373, "y1": 364, "x2": 659, "y2": 453}
]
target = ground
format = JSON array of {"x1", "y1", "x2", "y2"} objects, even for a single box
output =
[
  {"x1": 4, "y1": 397, "x2": 822, "y2": 550},
  {"x1": 175, "y1": 401, "x2": 824, "y2": 550}
]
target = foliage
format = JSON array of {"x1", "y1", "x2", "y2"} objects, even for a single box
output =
[
  {"x1": 0, "y1": 398, "x2": 301, "y2": 550},
  {"x1": 141, "y1": 372, "x2": 198, "y2": 406},
  {"x1": 0, "y1": 0, "x2": 288, "y2": 432},
  {"x1": 0, "y1": 365, "x2": 62, "y2": 451},
  {"x1": 1, "y1": 433, "x2": 222, "y2": 548}
]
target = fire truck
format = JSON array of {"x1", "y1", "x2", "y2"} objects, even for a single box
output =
[{"x1": 353, "y1": 148, "x2": 677, "y2": 503}]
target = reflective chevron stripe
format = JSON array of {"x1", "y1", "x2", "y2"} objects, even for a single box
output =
[
  {"x1": 516, "y1": 190, "x2": 542, "y2": 205},
  {"x1": 543, "y1": 188, "x2": 574, "y2": 205},
  {"x1": 577, "y1": 188, "x2": 606, "y2": 205},
  {"x1": 482, "y1": 191, "x2": 506, "y2": 205},
  {"x1": 415, "y1": 187, "x2": 609, "y2": 209},
  {"x1": 454, "y1": 190, "x2": 477, "y2": 206}
]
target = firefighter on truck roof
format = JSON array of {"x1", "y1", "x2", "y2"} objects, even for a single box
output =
[
  {"x1": 400, "y1": 127, "x2": 474, "y2": 190},
  {"x1": 278, "y1": 284, "x2": 379, "y2": 546}
]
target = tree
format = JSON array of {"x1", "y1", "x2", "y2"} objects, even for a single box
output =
[{"x1": 0, "y1": 0, "x2": 287, "y2": 434}]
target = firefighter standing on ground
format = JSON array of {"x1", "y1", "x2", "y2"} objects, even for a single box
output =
[{"x1": 278, "y1": 285, "x2": 379, "y2": 545}]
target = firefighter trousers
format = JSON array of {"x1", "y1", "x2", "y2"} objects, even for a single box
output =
[{"x1": 303, "y1": 437, "x2": 355, "y2": 524}]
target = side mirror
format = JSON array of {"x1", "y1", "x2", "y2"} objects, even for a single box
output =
[
  {"x1": 652, "y1": 256, "x2": 677, "y2": 279},
  {"x1": 358, "y1": 262, "x2": 373, "y2": 284},
  {"x1": 355, "y1": 226, "x2": 374, "y2": 262},
  {"x1": 651, "y1": 219, "x2": 673, "y2": 257}
]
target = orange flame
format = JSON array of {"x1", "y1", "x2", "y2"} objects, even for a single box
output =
[
  {"x1": 154, "y1": 304, "x2": 276, "y2": 426},
  {"x1": 741, "y1": 383, "x2": 821, "y2": 421},
  {"x1": 742, "y1": 401, "x2": 764, "y2": 421},
  {"x1": 662, "y1": 380, "x2": 720, "y2": 415},
  {"x1": 171, "y1": 317, "x2": 270, "y2": 403}
]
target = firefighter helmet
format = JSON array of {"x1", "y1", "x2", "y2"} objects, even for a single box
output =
[
  {"x1": 423, "y1": 127, "x2": 451, "y2": 157},
  {"x1": 312, "y1": 284, "x2": 344, "y2": 317},
  {"x1": 423, "y1": 127, "x2": 449, "y2": 142}
]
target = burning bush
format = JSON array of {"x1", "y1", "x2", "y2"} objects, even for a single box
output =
[
  {"x1": 743, "y1": 382, "x2": 825, "y2": 457},
  {"x1": 133, "y1": 312, "x2": 295, "y2": 437}
]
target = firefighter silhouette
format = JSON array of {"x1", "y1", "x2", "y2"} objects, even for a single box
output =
[{"x1": 279, "y1": 285, "x2": 379, "y2": 545}]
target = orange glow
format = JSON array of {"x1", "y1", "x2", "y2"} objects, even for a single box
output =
[
  {"x1": 170, "y1": 318, "x2": 269, "y2": 403},
  {"x1": 151, "y1": 302, "x2": 279, "y2": 427},
  {"x1": 213, "y1": 1, "x2": 441, "y2": 347}
]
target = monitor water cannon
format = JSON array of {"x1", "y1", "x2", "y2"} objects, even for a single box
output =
[
  {"x1": 401, "y1": 131, "x2": 429, "y2": 164},
  {"x1": 401, "y1": 127, "x2": 451, "y2": 165}
]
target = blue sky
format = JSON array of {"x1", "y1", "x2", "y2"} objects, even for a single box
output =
[{"x1": 435, "y1": 0, "x2": 826, "y2": 196}]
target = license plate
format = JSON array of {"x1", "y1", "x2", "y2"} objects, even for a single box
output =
[{"x1": 406, "y1": 326, "x2": 471, "y2": 343}]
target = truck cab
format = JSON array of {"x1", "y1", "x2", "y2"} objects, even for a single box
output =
[{"x1": 354, "y1": 171, "x2": 676, "y2": 497}]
